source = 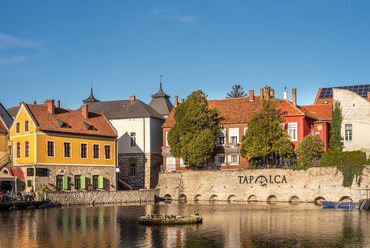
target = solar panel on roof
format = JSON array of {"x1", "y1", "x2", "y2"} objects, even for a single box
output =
[{"x1": 318, "y1": 84, "x2": 370, "y2": 99}]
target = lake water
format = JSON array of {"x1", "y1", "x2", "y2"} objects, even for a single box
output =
[{"x1": 1, "y1": 201, "x2": 369, "y2": 248}]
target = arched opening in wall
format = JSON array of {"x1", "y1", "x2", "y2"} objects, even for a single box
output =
[
  {"x1": 314, "y1": 197, "x2": 326, "y2": 205},
  {"x1": 227, "y1": 195, "x2": 237, "y2": 203},
  {"x1": 247, "y1": 195, "x2": 258, "y2": 203},
  {"x1": 209, "y1": 195, "x2": 218, "y2": 202},
  {"x1": 289, "y1": 196, "x2": 300, "y2": 204},
  {"x1": 164, "y1": 194, "x2": 172, "y2": 203},
  {"x1": 339, "y1": 196, "x2": 353, "y2": 203},
  {"x1": 267, "y1": 195, "x2": 277, "y2": 204},
  {"x1": 178, "y1": 194, "x2": 187, "y2": 203},
  {"x1": 194, "y1": 194, "x2": 202, "y2": 202}
]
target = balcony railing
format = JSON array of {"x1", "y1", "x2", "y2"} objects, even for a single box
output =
[{"x1": 225, "y1": 143, "x2": 240, "y2": 154}]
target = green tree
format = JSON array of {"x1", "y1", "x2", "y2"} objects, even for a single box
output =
[
  {"x1": 295, "y1": 134, "x2": 325, "y2": 167},
  {"x1": 226, "y1": 84, "x2": 247, "y2": 98},
  {"x1": 329, "y1": 100, "x2": 343, "y2": 152},
  {"x1": 167, "y1": 90, "x2": 220, "y2": 166},
  {"x1": 240, "y1": 100, "x2": 293, "y2": 168}
]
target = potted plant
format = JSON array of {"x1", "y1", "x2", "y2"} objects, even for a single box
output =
[{"x1": 38, "y1": 183, "x2": 47, "y2": 201}]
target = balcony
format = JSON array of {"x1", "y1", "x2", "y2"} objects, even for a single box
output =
[{"x1": 225, "y1": 143, "x2": 240, "y2": 154}]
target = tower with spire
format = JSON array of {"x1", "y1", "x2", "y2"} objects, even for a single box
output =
[
  {"x1": 83, "y1": 88, "x2": 100, "y2": 103},
  {"x1": 149, "y1": 82, "x2": 174, "y2": 118}
]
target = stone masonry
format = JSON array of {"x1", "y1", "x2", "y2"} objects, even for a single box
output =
[{"x1": 157, "y1": 166, "x2": 370, "y2": 203}]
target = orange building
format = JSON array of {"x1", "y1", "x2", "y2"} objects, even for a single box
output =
[{"x1": 9, "y1": 100, "x2": 117, "y2": 193}]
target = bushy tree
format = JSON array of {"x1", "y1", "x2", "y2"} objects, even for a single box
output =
[
  {"x1": 295, "y1": 134, "x2": 325, "y2": 167},
  {"x1": 329, "y1": 100, "x2": 343, "y2": 152},
  {"x1": 240, "y1": 100, "x2": 293, "y2": 168},
  {"x1": 167, "y1": 90, "x2": 220, "y2": 166},
  {"x1": 226, "y1": 84, "x2": 247, "y2": 98}
]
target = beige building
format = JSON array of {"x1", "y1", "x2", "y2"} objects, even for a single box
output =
[{"x1": 333, "y1": 88, "x2": 370, "y2": 155}]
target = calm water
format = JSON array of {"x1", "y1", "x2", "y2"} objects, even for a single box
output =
[{"x1": 0, "y1": 201, "x2": 369, "y2": 248}]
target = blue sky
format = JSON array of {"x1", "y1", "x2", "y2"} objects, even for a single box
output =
[{"x1": 1, "y1": 0, "x2": 369, "y2": 110}]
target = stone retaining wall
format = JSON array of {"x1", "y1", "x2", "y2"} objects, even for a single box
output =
[
  {"x1": 46, "y1": 189, "x2": 159, "y2": 205},
  {"x1": 157, "y1": 166, "x2": 370, "y2": 203}
]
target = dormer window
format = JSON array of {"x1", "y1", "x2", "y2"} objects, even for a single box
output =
[
  {"x1": 57, "y1": 119, "x2": 70, "y2": 128},
  {"x1": 323, "y1": 101, "x2": 328, "y2": 104},
  {"x1": 83, "y1": 122, "x2": 97, "y2": 131}
]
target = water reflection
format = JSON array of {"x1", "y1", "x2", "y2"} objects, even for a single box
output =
[{"x1": 0, "y1": 202, "x2": 369, "y2": 247}]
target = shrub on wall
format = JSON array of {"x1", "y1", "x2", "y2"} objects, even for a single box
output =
[
  {"x1": 295, "y1": 134, "x2": 325, "y2": 168},
  {"x1": 320, "y1": 150, "x2": 367, "y2": 187}
]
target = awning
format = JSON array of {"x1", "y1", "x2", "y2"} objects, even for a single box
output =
[{"x1": 0, "y1": 172, "x2": 15, "y2": 181}]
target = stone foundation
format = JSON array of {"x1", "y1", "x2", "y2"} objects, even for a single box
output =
[{"x1": 46, "y1": 189, "x2": 159, "y2": 205}]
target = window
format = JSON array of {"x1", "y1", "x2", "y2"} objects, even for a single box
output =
[
  {"x1": 166, "y1": 132, "x2": 169, "y2": 146},
  {"x1": 27, "y1": 180, "x2": 32, "y2": 187},
  {"x1": 74, "y1": 175, "x2": 81, "y2": 190},
  {"x1": 92, "y1": 175, "x2": 103, "y2": 189},
  {"x1": 16, "y1": 142, "x2": 20, "y2": 158},
  {"x1": 55, "y1": 175, "x2": 63, "y2": 190},
  {"x1": 47, "y1": 141, "x2": 55, "y2": 157},
  {"x1": 345, "y1": 124, "x2": 352, "y2": 141},
  {"x1": 24, "y1": 120, "x2": 29, "y2": 132},
  {"x1": 25, "y1": 141, "x2": 29, "y2": 157},
  {"x1": 217, "y1": 154, "x2": 226, "y2": 166},
  {"x1": 230, "y1": 155, "x2": 239, "y2": 165},
  {"x1": 218, "y1": 129, "x2": 226, "y2": 145},
  {"x1": 64, "y1": 142, "x2": 71, "y2": 158},
  {"x1": 130, "y1": 132, "x2": 136, "y2": 146},
  {"x1": 130, "y1": 164, "x2": 136, "y2": 175},
  {"x1": 27, "y1": 168, "x2": 34, "y2": 176},
  {"x1": 166, "y1": 157, "x2": 176, "y2": 172},
  {"x1": 81, "y1": 143, "x2": 87, "y2": 158},
  {"x1": 288, "y1": 123, "x2": 297, "y2": 141},
  {"x1": 93, "y1": 144, "x2": 100, "y2": 159},
  {"x1": 105, "y1": 145, "x2": 111, "y2": 159},
  {"x1": 229, "y1": 128, "x2": 239, "y2": 144},
  {"x1": 16, "y1": 122, "x2": 20, "y2": 133}
]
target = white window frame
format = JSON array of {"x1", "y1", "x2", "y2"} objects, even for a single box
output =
[
  {"x1": 218, "y1": 129, "x2": 226, "y2": 146},
  {"x1": 216, "y1": 154, "x2": 226, "y2": 166},
  {"x1": 228, "y1": 154, "x2": 239, "y2": 165},
  {"x1": 345, "y1": 124, "x2": 352, "y2": 141},
  {"x1": 166, "y1": 157, "x2": 176, "y2": 172},
  {"x1": 166, "y1": 132, "x2": 169, "y2": 146},
  {"x1": 229, "y1": 128, "x2": 239, "y2": 144},
  {"x1": 47, "y1": 140, "x2": 55, "y2": 158},
  {"x1": 244, "y1": 127, "x2": 248, "y2": 135},
  {"x1": 288, "y1": 122, "x2": 297, "y2": 141},
  {"x1": 63, "y1": 142, "x2": 72, "y2": 158},
  {"x1": 93, "y1": 144, "x2": 100, "y2": 159},
  {"x1": 130, "y1": 132, "x2": 136, "y2": 147}
]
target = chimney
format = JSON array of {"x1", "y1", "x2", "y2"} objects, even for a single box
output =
[
  {"x1": 57, "y1": 100, "x2": 60, "y2": 108},
  {"x1": 33, "y1": 101, "x2": 36, "y2": 105},
  {"x1": 181, "y1": 98, "x2": 184, "y2": 103},
  {"x1": 46, "y1": 99, "x2": 55, "y2": 114},
  {"x1": 367, "y1": 92, "x2": 370, "y2": 102},
  {"x1": 174, "y1": 96, "x2": 178, "y2": 107},
  {"x1": 292, "y1": 88, "x2": 297, "y2": 106},
  {"x1": 249, "y1": 90, "x2": 254, "y2": 101},
  {"x1": 284, "y1": 87, "x2": 288, "y2": 100},
  {"x1": 270, "y1": 89, "x2": 275, "y2": 98},
  {"x1": 129, "y1": 95, "x2": 135, "y2": 102},
  {"x1": 260, "y1": 88, "x2": 264, "y2": 100},
  {"x1": 81, "y1": 103, "x2": 89, "y2": 118},
  {"x1": 264, "y1": 86, "x2": 270, "y2": 99}
]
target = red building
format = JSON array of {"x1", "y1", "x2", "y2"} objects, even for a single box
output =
[{"x1": 162, "y1": 86, "x2": 332, "y2": 172}]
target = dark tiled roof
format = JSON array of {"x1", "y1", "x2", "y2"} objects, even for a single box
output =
[
  {"x1": 149, "y1": 97, "x2": 174, "y2": 117},
  {"x1": 85, "y1": 99, "x2": 164, "y2": 120},
  {"x1": 7, "y1": 106, "x2": 19, "y2": 119},
  {"x1": 0, "y1": 116, "x2": 8, "y2": 133},
  {"x1": 26, "y1": 104, "x2": 117, "y2": 138}
]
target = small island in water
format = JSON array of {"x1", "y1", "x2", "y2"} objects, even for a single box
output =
[{"x1": 138, "y1": 213, "x2": 203, "y2": 225}]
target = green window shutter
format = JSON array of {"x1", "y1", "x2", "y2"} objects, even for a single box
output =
[
  {"x1": 98, "y1": 175, "x2": 103, "y2": 189},
  {"x1": 62, "y1": 175, "x2": 68, "y2": 189},
  {"x1": 80, "y1": 175, "x2": 85, "y2": 189}
]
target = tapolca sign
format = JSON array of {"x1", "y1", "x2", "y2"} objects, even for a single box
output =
[{"x1": 238, "y1": 175, "x2": 287, "y2": 187}]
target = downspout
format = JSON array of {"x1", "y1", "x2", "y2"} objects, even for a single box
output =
[{"x1": 300, "y1": 115, "x2": 305, "y2": 141}]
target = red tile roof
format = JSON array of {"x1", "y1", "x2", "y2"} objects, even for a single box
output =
[
  {"x1": 163, "y1": 97, "x2": 261, "y2": 127},
  {"x1": 26, "y1": 104, "x2": 117, "y2": 138},
  {"x1": 301, "y1": 104, "x2": 332, "y2": 121},
  {"x1": 278, "y1": 100, "x2": 317, "y2": 119}
]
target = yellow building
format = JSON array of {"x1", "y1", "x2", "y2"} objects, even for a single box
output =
[{"x1": 9, "y1": 100, "x2": 117, "y2": 192}]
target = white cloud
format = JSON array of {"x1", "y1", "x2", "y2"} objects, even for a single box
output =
[
  {"x1": 0, "y1": 33, "x2": 41, "y2": 50},
  {"x1": 0, "y1": 55, "x2": 26, "y2": 65}
]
